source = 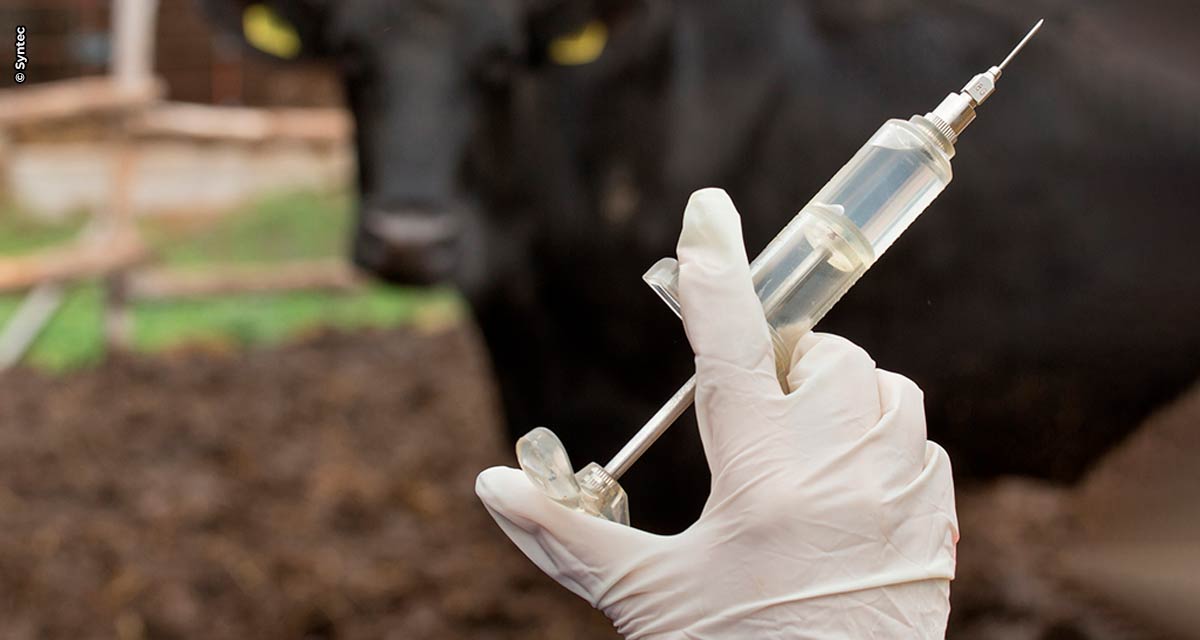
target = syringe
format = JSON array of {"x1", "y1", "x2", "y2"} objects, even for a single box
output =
[{"x1": 516, "y1": 20, "x2": 1045, "y2": 525}]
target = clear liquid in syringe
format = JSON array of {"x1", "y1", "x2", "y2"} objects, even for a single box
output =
[{"x1": 752, "y1": 205, "x2": 871, "y2": 382}]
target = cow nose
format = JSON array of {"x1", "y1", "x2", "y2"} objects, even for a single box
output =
[{"x1": 352, "y1": 207, "x2": 461, "y2": 285}]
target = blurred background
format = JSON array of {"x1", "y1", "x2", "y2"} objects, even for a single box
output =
[{"x1": 0, "y1": 0, "x2": 1197, "y2": 638}]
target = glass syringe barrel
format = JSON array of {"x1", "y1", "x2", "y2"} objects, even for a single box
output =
[{"x1": 606, "y1": 117, "x2": 955, "y2": 479}]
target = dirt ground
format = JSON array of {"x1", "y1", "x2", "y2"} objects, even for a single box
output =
[
  {"x1": 0, "y1": 325, "x2": 1189, "y2": 639},
  {"x1": 0, "y1": 327, "x2": 614, "y2": 639}
]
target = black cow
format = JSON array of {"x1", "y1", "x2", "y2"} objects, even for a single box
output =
[{"x1": 202, "y1": 0, "x2": 1200, "y2": 533}]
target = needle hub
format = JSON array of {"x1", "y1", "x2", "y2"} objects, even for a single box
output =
[{"x1": 925, "y1": 19, "x2": 1043, "y2": 143}]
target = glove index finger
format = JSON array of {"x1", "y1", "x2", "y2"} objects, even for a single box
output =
[{"x1": 676, "y1": 189, "x2": 777, "y2": 385}]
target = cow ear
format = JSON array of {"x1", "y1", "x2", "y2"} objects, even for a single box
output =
[
  {"x1": 199, "y1": 0, "x2": 333, "y2": 61},
  {"x1": 524, "y1": 0, "x2": 640, "y2": 66}
]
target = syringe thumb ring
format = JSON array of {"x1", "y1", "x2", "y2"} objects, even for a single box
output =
[{"x1": 516, "y1": 427, "x2": 632, "y2": 525}]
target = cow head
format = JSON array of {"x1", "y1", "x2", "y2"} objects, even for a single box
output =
[
  {"x1": 202, "y1": 0, "x2": 643, "y2": 292},
  {"x1": 201, "y1": 0, "x2": 635, "y2": 291}
]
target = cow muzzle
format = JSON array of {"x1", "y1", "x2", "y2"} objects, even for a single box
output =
[{"x1": 352, "y1": 207, "x2": 462, "y2": 285}]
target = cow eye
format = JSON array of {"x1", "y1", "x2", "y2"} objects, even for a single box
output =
[
  {"x1": 243, "y1": 3, "x2": 302, "y2": 59},
  {"x1": 547, "y1": 20, "x2": 607, "y2": 66}
]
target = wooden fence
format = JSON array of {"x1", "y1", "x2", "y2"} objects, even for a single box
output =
[{"x1": 0, "y1": 0, "x2": 361, "y2": 368}]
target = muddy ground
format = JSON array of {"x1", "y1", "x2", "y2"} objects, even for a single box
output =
[
  {"x1": 0, "y1": 327, "x2": 613, "y2": 639},
  {"x1": 0, "y1": 326, "x2": 1190, "y2": 638}
]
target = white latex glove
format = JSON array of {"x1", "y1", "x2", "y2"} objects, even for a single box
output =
[{"x1": 476, "y1": 188, "x2": 959, "y2": 638}]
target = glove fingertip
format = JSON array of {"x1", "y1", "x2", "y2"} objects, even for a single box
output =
[
  {"x1": 679, "y1": 187, "x2": 745, "y2": 259},
  {"x1": 474, "y1": 465, "x2": 505, "y2": 500},
  {"x1": 475, "y1": 466, "x2": 537, "y2": 513}
]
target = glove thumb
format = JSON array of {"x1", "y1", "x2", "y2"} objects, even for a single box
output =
[{"x1": 476, "y1": 466, "x2": 654, "y2": 604}]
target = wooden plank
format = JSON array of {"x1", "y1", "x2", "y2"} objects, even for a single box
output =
[
  {"x1": 111, "y1": 0, "x2": 160, "y2": 90},
  {"x1": 0, "y1": 77, "x2": 164, "y2": 128},
  {"x1": 131, "y1": 104, "x2": 353, "y2": 143},
  {"x1": 0, "y1": 283, "x2": 65, "y2": 370},
  {"x1": 127, "y1": 259, "x2": 363, "y2": 300},
  {"x1": 0, "y1": 231, "x2": 149, "y2": 292}
]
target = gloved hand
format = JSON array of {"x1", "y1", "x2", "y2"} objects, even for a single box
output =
[{"x1": 476, "y1": 188, "x2": 958, "y2": 638}]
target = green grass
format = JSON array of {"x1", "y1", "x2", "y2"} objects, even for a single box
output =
[
  {"x1": 0, "y1": 204, "x2": 88, "y2": 255},
  {"x1": 140, "y1": 191, "x2": 357, "y2": 266},
  {"x1": 0, "y1": 284, "x2": 106, "y2": 371},
  {"x1": 0, "y1": 191, "x2": 463, "y2": 373}
]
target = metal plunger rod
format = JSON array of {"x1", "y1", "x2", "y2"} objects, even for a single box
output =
[
  {"x1": 605, "y1": 376, "x2": 696, "y2": 479},
  {"x1": 605, "y1": 244, "x2": 834, "y2": 479}
]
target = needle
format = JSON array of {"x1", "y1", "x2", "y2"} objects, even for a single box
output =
[{"x1": 999, "y1": 19, "x2": 1044, "y2": 72}]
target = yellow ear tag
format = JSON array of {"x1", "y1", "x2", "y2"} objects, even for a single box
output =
[
  {"x1": 548, "y1": 20, "x2": 608, "y2": 66},
  {"x1": 243, "y1": 4, "x2": 302, "y2": 59}
]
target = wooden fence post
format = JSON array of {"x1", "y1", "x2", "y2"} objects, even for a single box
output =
[{"x1": 103, "y1": 0, "x2": 159, "y2": 351}]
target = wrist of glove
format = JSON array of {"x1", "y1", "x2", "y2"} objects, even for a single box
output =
[{"x1": 477, "y1": 188, "x2": 959, "y2": 638}]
